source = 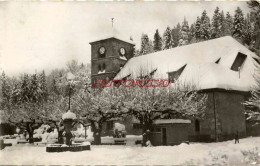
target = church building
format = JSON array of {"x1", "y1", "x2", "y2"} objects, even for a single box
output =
[{"x1": 90, "y1": 29, "x2": 260, "y2": 143}]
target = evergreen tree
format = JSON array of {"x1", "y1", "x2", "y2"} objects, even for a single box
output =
[
  {"x1": 162, "y1": 26, "x2": 174, "y2": 50},
  {"x1": 219, "y1": 10, "x2": 226, "y2": 37},
  {"x1": 247, "y1": 2, "x2": 260, "y2": 56},
  {"x1": 153, "y1": 29, "x2": 162, "y2": 52},
  {"x1": 10, "y1": 83, "x2": 21, "y2": 106},
  {"x1": 200, "y1": 10, "x2": 211, "y2": 40},
  {"x1": 49, "y1": 78, "x2": 60, "y2": 100},
  {"x1": 20, "y1": 74, "x2": 31, "y2": 103},
  {"x1": 233, "y1": 7, "x2": 245, "y2": 40},
  {"x1": 30, "y1": 74, "x2": 40, "y2": 103},
  {"x1": 133, "y1": 49, "x2": 141, "y2": 57},
  {"x1": 211, "y1": 7, "x2": 222, "y2": 38},
  {"x1": 223, "y1": 12, "x2": 233, "y2": 36},
  {"x1": 242, "y1": 14, "x2": 254, "y2": 46},
  {"x1": 129, "y1": 38, "x2": 140, "y2": 57},
  {"x1": 172, "y1": 23, "x2": 181, "y2": 47},
  {"x1": 0, "y1": 72, "x2": 11, "y2": 109},
  {"x1": 39, "y1": 71, "x2": 48, "y2": 103},
  {"x1": 147, "y1": 40, "x2": 154, "y2": 53},
  {"x1": 195, "y1": 17, "x2": 202, "y2": 41},
  {"x1": 179, "y1": 17, "x2": 190, "y2": 46},
  {"x1": 140, "y1": 34, "x2": 153, "y2": 55},
  {"x1": 189, "y1": 23, "x2": 196, "y2": 43}
]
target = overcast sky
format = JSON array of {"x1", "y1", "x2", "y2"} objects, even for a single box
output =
[{"x1": 0, "y1": 1, "x2": 251, "y2": 76}]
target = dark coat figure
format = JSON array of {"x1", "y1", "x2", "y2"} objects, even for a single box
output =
[
  {"x1": 142, "y1": 129, "x2": 151, "y2": 147},
  {"x1": 235, "y1": 131, "x2": 239, "y2": 144},
  {"x1": 142, "y1": 132, "x2": 147, "y2": 147}
]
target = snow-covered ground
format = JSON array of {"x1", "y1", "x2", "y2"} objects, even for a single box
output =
[{"x1": 0, "y1": 137, "x2": 259, "y2": 165}]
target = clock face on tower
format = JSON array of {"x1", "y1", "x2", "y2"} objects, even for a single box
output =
[
  {"x1": 99, "y1": 46, "x2": 106, "y2": 55},
  {"x1": 119, "y1": 47, "x2": 126, "y2": 56}
]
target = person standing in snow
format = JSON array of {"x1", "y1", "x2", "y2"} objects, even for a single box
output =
[
  {"x1": 142, "y1": 129, "x2": 151, "y2": 147},
  {"x1": 234, "y1": 130, "x2": 239, "y2": 144},
  {"x1": 142, "y1": 131, "x2": 147, "y2": 147}
]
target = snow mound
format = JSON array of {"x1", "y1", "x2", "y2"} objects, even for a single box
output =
[
  {"x1": 82, "y1": 142, "x2": 91, "y2": 146},
  {"x1": 0, "y1": 137, "x2": 259, "y2": 165},
  {"x1": 114, "y1": 122, "x2": 125, "y2": 131}
]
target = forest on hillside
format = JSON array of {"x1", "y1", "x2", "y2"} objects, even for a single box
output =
[{"x1": 134, "y1": 1, "x2": 260, "y2": 57}]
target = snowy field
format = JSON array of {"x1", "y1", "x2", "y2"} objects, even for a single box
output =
[{"x1": 0, "y1": 137, "x2": 260, "y2": 165}]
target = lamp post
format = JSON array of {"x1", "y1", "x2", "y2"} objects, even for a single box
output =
[{"x1": 67, "y1": 72, "x2": 75, "y2": 110}]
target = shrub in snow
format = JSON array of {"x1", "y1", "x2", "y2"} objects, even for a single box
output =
[
  {"x1": 241, "y1": 148, "x2": 260, "y2": 165},
  {"x1": 33, "y1": 124, "x2": 51, "y2": 139},
  {"x1": 41, "y1": 133, "x2": 50, "y2": 143}
]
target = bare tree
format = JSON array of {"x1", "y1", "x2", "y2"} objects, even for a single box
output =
[
  {"x1": 73, "y1": 87, "x2": 127, "y2": 145},
  {"x1": 121, "y1": 83, "x2": 207, "y2": 145}
]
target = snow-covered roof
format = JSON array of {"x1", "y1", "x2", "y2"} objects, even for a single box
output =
[
  {"x1": 115, "y1": 36, "x2": 259, "y2": 92},
  {"x1": 89, "y1": 27, "x2": 135, "y2": 45},
  {"x1": 154, "y1": 119, "x2": 191, "y2": 124},
  {"x1": 132, "y1": 118, "x2": 191, "y2": 124}
]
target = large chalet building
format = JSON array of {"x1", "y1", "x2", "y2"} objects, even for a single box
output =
[{"x1": 90, "y1": 29, "x2": 260, "y2": 143}]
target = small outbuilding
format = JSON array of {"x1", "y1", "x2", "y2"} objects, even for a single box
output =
[{"x1": 149, "y1": 119, "x2": 191, "y2": 146}]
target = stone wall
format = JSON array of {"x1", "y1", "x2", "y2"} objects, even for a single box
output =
[
  {"x1": 188, "y1": 90, "x2": 247, "y2": 142},
  {"x1": 215, "y1": 91, "x2": 246, "y2": 140}
]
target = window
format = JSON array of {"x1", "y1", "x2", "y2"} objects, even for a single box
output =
[
  {"x1": 168, "y1": 64, "x2": 187, "y2": 83},
  {"x1": 195, "y1": 119, "x2": 200, "y2": 132},
  {"x1": 98, "y1": 63, "x2": 106, "y2": 73},
  {"x1": 231, "y1": 52, "x2": 247, "y2": 71}
]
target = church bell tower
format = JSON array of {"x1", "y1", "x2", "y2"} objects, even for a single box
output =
[{"x1": 89, "y1": 27, "x2": 135, "y2": 86}]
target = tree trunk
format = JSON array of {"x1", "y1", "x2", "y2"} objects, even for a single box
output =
[
  {"x1": 26, "y1": 123, "x2": 34, "y2": 144},
  {"x1": 91, "y1": 122, "x2": 102, "y2": 145},
  {"x1": 28, "y1": 131, "x2": 34, "y2": 144},
  {"x1": 58, "y1": 130, "x2": 64, "y2": 144}
]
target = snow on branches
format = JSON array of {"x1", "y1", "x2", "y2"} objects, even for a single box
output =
[{"x1": 120, "y1": 83, "x2": 207, "y2": 131}]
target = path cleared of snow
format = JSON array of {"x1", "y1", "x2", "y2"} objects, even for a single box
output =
[{"x1": 0, "y1": 137, "x2": 259, "y2": 165}]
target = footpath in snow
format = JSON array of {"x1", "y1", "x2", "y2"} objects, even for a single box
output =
[{"x1": 0, "y1": 137, "x2": 259, "y2": 165}]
